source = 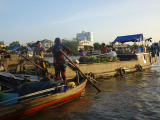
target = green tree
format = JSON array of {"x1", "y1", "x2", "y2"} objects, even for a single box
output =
[
  {"x1": 6, "y1": 46, "x2": 10, "y2": 49},
  {"x1": 132, "y1": 43, "x2": 139, "y2": 49},
  {"x1": 0, "y1": 41, "x2": 4, "y2": 45},
  {"x1": 84, "y1": 45, "x2": 90, "y2": 50},
  {"x1": 9, "y1": 41, "x2": 19, "y2": 48},
  {"x1": 93, "y1": 42, "x2": 101, "y2": 50},
  {"x1": 27, "y1": 41, "x2": 36, "y2": 48},
  {"x1": 0, "y1": 41, "x2": 4, "y2": 49},
  {"x1": 62, "y1": 38, "x2": 79, "y2": 55}
]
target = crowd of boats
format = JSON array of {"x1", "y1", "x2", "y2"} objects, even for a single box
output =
[{"x1": 0, "y1": 34, "x2": 159, "y2": 120}]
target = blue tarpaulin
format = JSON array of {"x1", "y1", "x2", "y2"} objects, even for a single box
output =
[
  {"x1": 112, "y1": 34, "x2": 145, "y2": 44},
  {"x1": 8, "y1": 45, "x2": 20, "y2": 50},
  {"x1": 8, "y1": 46, "x2": 32, "y2": 51}
]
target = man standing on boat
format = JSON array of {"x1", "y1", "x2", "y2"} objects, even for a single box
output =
[
  {"x1": 101, "y1": 43, "x2": 109, "y2": 54},
  {"x1": 52, "y1": 38, "x2": 70, "y2": 84},
  {"x1": 33, "y1": 41, "x2": 46, "y2": 77}
]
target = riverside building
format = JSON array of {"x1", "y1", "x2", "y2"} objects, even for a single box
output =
[{"x1": 77, "y1": 31, "x2": 93, "y2": 47}]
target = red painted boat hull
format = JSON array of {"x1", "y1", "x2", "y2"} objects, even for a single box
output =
[{"x1": 0, "y1": 79, "x2": 87, "y2": 120}]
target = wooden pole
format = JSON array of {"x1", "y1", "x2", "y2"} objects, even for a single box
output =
[
  {"x1": 20, "y1": 54, "x2": 54, "y2": 78},
  {"x1": 0, "y1": 86, "x2": 56, "y2": 104},
  {"x1": 59, "y1": 49, "x2": 101, "y2": 92},
  {"x1": 77, "y1": 70, "x2": 79, "y2": 85}
]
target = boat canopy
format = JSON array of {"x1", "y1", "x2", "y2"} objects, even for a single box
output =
[
  {"x1": 8, "y1": 46, "x2": 32, "y2": 51},
  {"x1": 8, "y1": 45, "x2": 20, "y2": 50},
  {"x1": 26, "y1": 47, "x2": 32, "y2": 51},
  {"x1": 112, "y1": 34, "x2": 145, "y2": 44},
  {"x1": 20, "y1": 46, "x2": 32, "y2": 51}
]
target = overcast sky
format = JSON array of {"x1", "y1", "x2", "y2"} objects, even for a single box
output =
[{"x1": 0, "y1": 0, "x2": 160, "y2": 46}]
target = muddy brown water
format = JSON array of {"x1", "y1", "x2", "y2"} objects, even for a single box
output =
[{"x1": 24, "y1": 56, "x2": 160, "y2": 120}]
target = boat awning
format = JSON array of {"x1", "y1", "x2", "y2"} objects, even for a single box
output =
[
  {"x1": 20, "y1": 47, "x2": 32, "y2": 51},
  {"x1": 26, "y1": 47, "x2": 32, "y2": 51},
  {"x1": 8, "y1": 46, "x2": 32, "y2": 51},
  {"x1": 8, "y1": 45, "x2": 20, "y2": 50},
  {"x1": 112, "y1": 34, "x2": 145, "y2": 44}
]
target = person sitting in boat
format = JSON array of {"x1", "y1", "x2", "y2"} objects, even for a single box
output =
[
  {"x1": 79, "y1": 49, "x2": 86, "y2": 56},
  {"x1": 101, "y1": 43, "x2": 109, "y2": 54},
  {"x1": 17, "y1": 51, "x2": 20, "y2": 55},
  {"x1": 108, "y1": 48, "x2": 117, "y2": 57},
  {"x1": 89, "y1": 47, "x2": 93, "y2": 55},
  {"x1": 134, "y1": 49, "x2": 137, "y2": 54},
  {"x1": 143, "y1": 45, "x2": 146, "y2": 53},
  {"x1": 33, "y1": 41, "x2": 46, "y2": 77},
  {"x1": 51, "y1": 38, "x2": 70, "y2": 84}
]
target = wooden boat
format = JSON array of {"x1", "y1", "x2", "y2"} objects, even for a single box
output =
[
  {"x1": 1, "y1": 54, "x2": 50, "y2": 75},
  {"x1": 0, "y1": 75, "x2": 87, "y2": 120},
  {"x1": 45, "y1": 52, "x2": 158, "y2": 79},
  {"x1": 13, "y1": 52, "x2": 158, "y2": 80},
  {"x1": 0, "y1": 54, "x2": 35, "y2": 73}
]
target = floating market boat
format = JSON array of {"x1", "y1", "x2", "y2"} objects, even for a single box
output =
[
  {"x1": 0, "y1": 54, "x2": 33, "y2": 73},
  {"x1": 45, "y1": 34, "x2": 158, "y2": 79},
  {"x1": 0, "y1": 53, "x2": 50, "y2": 75},
  {"x1": 6, "y1": 34, "x2": 158, "y2": 80},
  {"x1": 0, "y1": 45, "x2": 36, "y2": 73},
  {"x1": 17, "y1": 49, "x2": 158, "y2": 80},
  {"x1": 0, "y1": 73, "x2": 87, "y2": 120}
]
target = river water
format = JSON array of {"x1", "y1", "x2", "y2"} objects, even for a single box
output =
[{"x1": 25, "y1": 56, "x2": 160, "y2": 120}]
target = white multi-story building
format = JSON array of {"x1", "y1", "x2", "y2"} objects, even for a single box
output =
[{"x1": 77, "y1": 31, "x2": 93, "y2": 46}]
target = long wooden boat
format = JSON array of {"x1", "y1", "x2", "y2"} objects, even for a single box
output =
[
  {"x1": 0, "y1": 54, "x2": 35, "y2": 73},
  {"x1": 6, "y1": 52, "x2": 158, "y2": 80},
  {"x1": 0, "y1": 76, "x2": 87, "y2": 120},
  {"x1": 46, "y1": 52, "x2": 158, "y2": 79},
  {"x1": 1, "y1": 54, "x2": 50, "y2": 75}
]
